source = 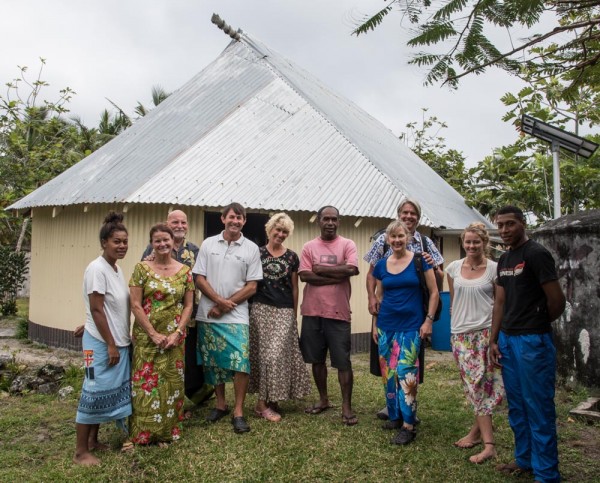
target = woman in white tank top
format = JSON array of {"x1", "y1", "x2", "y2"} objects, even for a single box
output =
[{"x1": 445, "y1": 223, "x2": 504, "y2": 465}]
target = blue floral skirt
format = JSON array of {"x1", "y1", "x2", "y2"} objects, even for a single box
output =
[
  {"x1": 378, "y1": 328, "x2": 421, "y2": 425},
  {"x1": 197, "y1": 322, "x2": 250, "y2": 385}
]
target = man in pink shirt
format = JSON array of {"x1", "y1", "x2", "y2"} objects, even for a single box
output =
[{"x1": 299, "y1": 206, "x2": 359, "y2": 426}]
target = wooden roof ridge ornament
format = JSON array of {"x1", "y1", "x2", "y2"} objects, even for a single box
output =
[{"x1": 211, "y1": 14, "x2": 241, "y2": 41}]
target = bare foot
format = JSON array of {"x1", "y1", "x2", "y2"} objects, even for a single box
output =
[
  {"x1": 469, "y1": 443, "x2": 497, "y2": 464},
  {"x1": 453, "y1": 436, "x2": 482, "y2": 449},
  {"x1": 73, "y1": 451, "x2": 101, "y2": 466},
  {"x1": 89, "y1": 441, "x2": 110, "y2": 451}
]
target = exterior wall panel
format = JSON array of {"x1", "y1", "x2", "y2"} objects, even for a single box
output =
[{"x1": 29, "y1": 205, "x2": 460, "y2": 346}]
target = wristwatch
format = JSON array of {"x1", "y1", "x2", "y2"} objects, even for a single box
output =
[{"x1": 426, "y1": 314, "x2": 434, "y2": 321}]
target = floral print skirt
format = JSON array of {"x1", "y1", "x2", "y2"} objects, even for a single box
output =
[
  {"x1": 248, "y1": 302, "x2": 311, "y2": 402},
  {"x1": 378, "y1": 328, "x2": 421, "y2": 425},
  {"x1": 197, "y1": 322, "x2": 250, "y2": 385},
  {"x1": 451, "y1": 327, "x2": 504, "y2": 416},
  {"x1": 130, "y1": 342, "x2": 185, "y2": 444}
]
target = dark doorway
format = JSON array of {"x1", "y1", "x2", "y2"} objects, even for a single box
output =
[{"x1": 204, "y1": 211, "x2": 269, "y2": 247}]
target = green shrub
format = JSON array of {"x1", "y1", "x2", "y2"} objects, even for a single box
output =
[
  {"x1": 1, "y1": 300, "x2": 17, "y2": 316},
  {"x1": 0, "y1": 247, "x2": 29, "y2": 316},
  {"x1": 15, "y1": 318, "x2": 28, "y2": 339}
]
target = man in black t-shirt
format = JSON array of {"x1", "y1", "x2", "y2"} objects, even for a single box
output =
[{"x1": 490, "y1": 206, "x2": 565, "y2": 483}]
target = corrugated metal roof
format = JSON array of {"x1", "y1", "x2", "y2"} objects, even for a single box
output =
[{"x1": 9, "y1": 30, "x2": 489, "y2": 229}]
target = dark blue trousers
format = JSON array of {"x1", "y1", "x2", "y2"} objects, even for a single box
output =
[{"x1": 498, "y1": 332, "x2": 560, "y2": 483}]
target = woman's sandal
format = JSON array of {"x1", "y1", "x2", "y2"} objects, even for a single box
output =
[
  {"x1": 121, "y1": 441, "x2": 134, "y2": 453},
  {"x1": 469, "y1": 442, "x2": 497, "y2": 464},
  {"x1": 255, "y1": 407, "x2": 282, "y2": 422}
]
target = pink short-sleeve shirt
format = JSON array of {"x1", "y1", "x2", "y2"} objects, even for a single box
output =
[{"x1": 299, "y1": 235, "x2": 358, "y2": 322}]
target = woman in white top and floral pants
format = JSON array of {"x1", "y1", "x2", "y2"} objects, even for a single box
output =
[{"x1": 445, "y1": 223, "x2": 504, "y2": 464}]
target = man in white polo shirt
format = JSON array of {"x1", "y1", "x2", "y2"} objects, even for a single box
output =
[{"x1": 193, "y1": 203, "x2": 262, "y2": 434}]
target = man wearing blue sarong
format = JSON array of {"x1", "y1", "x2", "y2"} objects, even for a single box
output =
[{"x1": 193, "y1": 202, "x2": 262, "y2": 434}]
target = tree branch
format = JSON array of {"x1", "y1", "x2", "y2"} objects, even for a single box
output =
[{"x1": 445, "y1": 16, "x2": 600, "y2": 84}]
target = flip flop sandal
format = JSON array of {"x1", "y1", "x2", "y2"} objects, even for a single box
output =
[
  {"x1": 304, "y1": 403, "x2": 334, "y2": 415},
  {"x1": 342, "y1": 414, "x2": 358, "y2": 426}
]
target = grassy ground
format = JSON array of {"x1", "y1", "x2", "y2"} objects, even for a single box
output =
[{"x1": 0, "y1": 346, "x2": 598, "y2": 482}]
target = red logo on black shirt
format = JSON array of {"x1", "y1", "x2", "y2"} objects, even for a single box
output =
[{"x1": 499, "y1": 261, "x2": 525, "y2": 277}]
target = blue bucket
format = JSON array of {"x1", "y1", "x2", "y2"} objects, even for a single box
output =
[{"x1": 431, "y1": 291, "x2": 452, "y2": 351}]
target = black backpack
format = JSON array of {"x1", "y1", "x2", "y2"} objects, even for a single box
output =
[
  {"x1": 369, "y1": 228, "x2": 389, "y2": 255},
  {"x1": 414, "y1": 253, "x2": 442, "y2": 321}
]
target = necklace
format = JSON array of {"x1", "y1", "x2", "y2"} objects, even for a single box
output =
[
  {"x1": 465, "y1": 259, "x2": 485, "y2": 271},
  {"x1": 154, "y1": 261, "x2": 172, "y2": 270}
]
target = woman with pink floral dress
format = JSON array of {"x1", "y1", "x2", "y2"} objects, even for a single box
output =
[
  {"x1": 129, "y1": 223, "x2": 194, "y2": 445},
  {"x1": 445, "y1": 222, "x2": 503, "y2": 464}
]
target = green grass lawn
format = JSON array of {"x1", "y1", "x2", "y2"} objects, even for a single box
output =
[{"x1": 0, "y1": 351, "x2": 598, "y2": 482}]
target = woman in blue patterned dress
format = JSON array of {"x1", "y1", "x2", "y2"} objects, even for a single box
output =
[{"x1": 373, "y1": 220, "x2": 439, "y2": 445}]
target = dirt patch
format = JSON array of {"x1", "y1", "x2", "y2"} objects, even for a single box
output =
[
  {"x1": 567, "y1": 425, "x2": 600, "y2": 459},
  {"x1": 0, "y1": 338, "x2": 80, "y2": 367}
]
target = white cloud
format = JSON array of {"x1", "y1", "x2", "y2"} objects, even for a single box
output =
[{"x1": 2, "y1": 0, "x2": 530, "y2": 165}]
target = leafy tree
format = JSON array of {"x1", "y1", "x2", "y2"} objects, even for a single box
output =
[
  {"x1": 469, "y1": 73, "x2": 600, "y2": 222},
  {"x1": 400, "y1": 109, "x2": 473, "y2": 197},
  {"x1": 0, "y1": 60, "x2": 87, "y2": 247},
  {"x1": 353, "y1": 1, "x2": 600, "y2": 91},
  {"x1": 0, "y1": 246, "x2": 28, "y2": 315},
  {"x1": 469, "y1": 135, "x2": 599, "y2": 223}
]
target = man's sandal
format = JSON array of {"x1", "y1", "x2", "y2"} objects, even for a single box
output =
[
  {"x1": 342, "y1": 414, "x2": 358, "y2": 426},
  {"x1": 304, "y1": 403, "x2": 333, "y2": 415},
  {"x1": 496, "y1": 461, "x2": 533, "y2": 475}
]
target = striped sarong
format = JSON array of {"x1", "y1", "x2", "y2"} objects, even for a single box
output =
[{"x1": 76, "y1": 330, "x2": 132, "y2": 429}]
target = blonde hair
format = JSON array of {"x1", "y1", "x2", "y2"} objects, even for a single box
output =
[
  {"x1": 397, "y1": 198, "x2": 422, "y2": 220},
  {"x1": 461, "y1": 222, "x2": 491, "y2": 256},
  {"x1": 385, "y1": 220, "x2": 412, "y2": 244},
  {"x1": 265, "y1": 212, "x2": 294, "y2": 237}
]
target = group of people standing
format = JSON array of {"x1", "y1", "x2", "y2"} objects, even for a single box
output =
[{"x1": 73, "y1": 201, "x2": 566, "y2": 483}]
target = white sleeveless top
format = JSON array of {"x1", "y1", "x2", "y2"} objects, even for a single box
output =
[{"x1": 445, "y1": 258, "x2": 497, "y2": 334}]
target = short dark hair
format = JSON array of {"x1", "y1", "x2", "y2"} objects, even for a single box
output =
[
  {"x1": 496, "y1": 205, "x2": 526, "y2": 223},
  {"x1": 99, "y1": 211, "x2": 127, "y2": 244},
  {"x1": 221, "y1": 202, "x2": 246, "y2": 219},
  {"x1": 317, "y1": 205, "x2": 339, "y2": 220},
  {"x1": 149, "y1": 223, "x2": 174, "y2": 243}
]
